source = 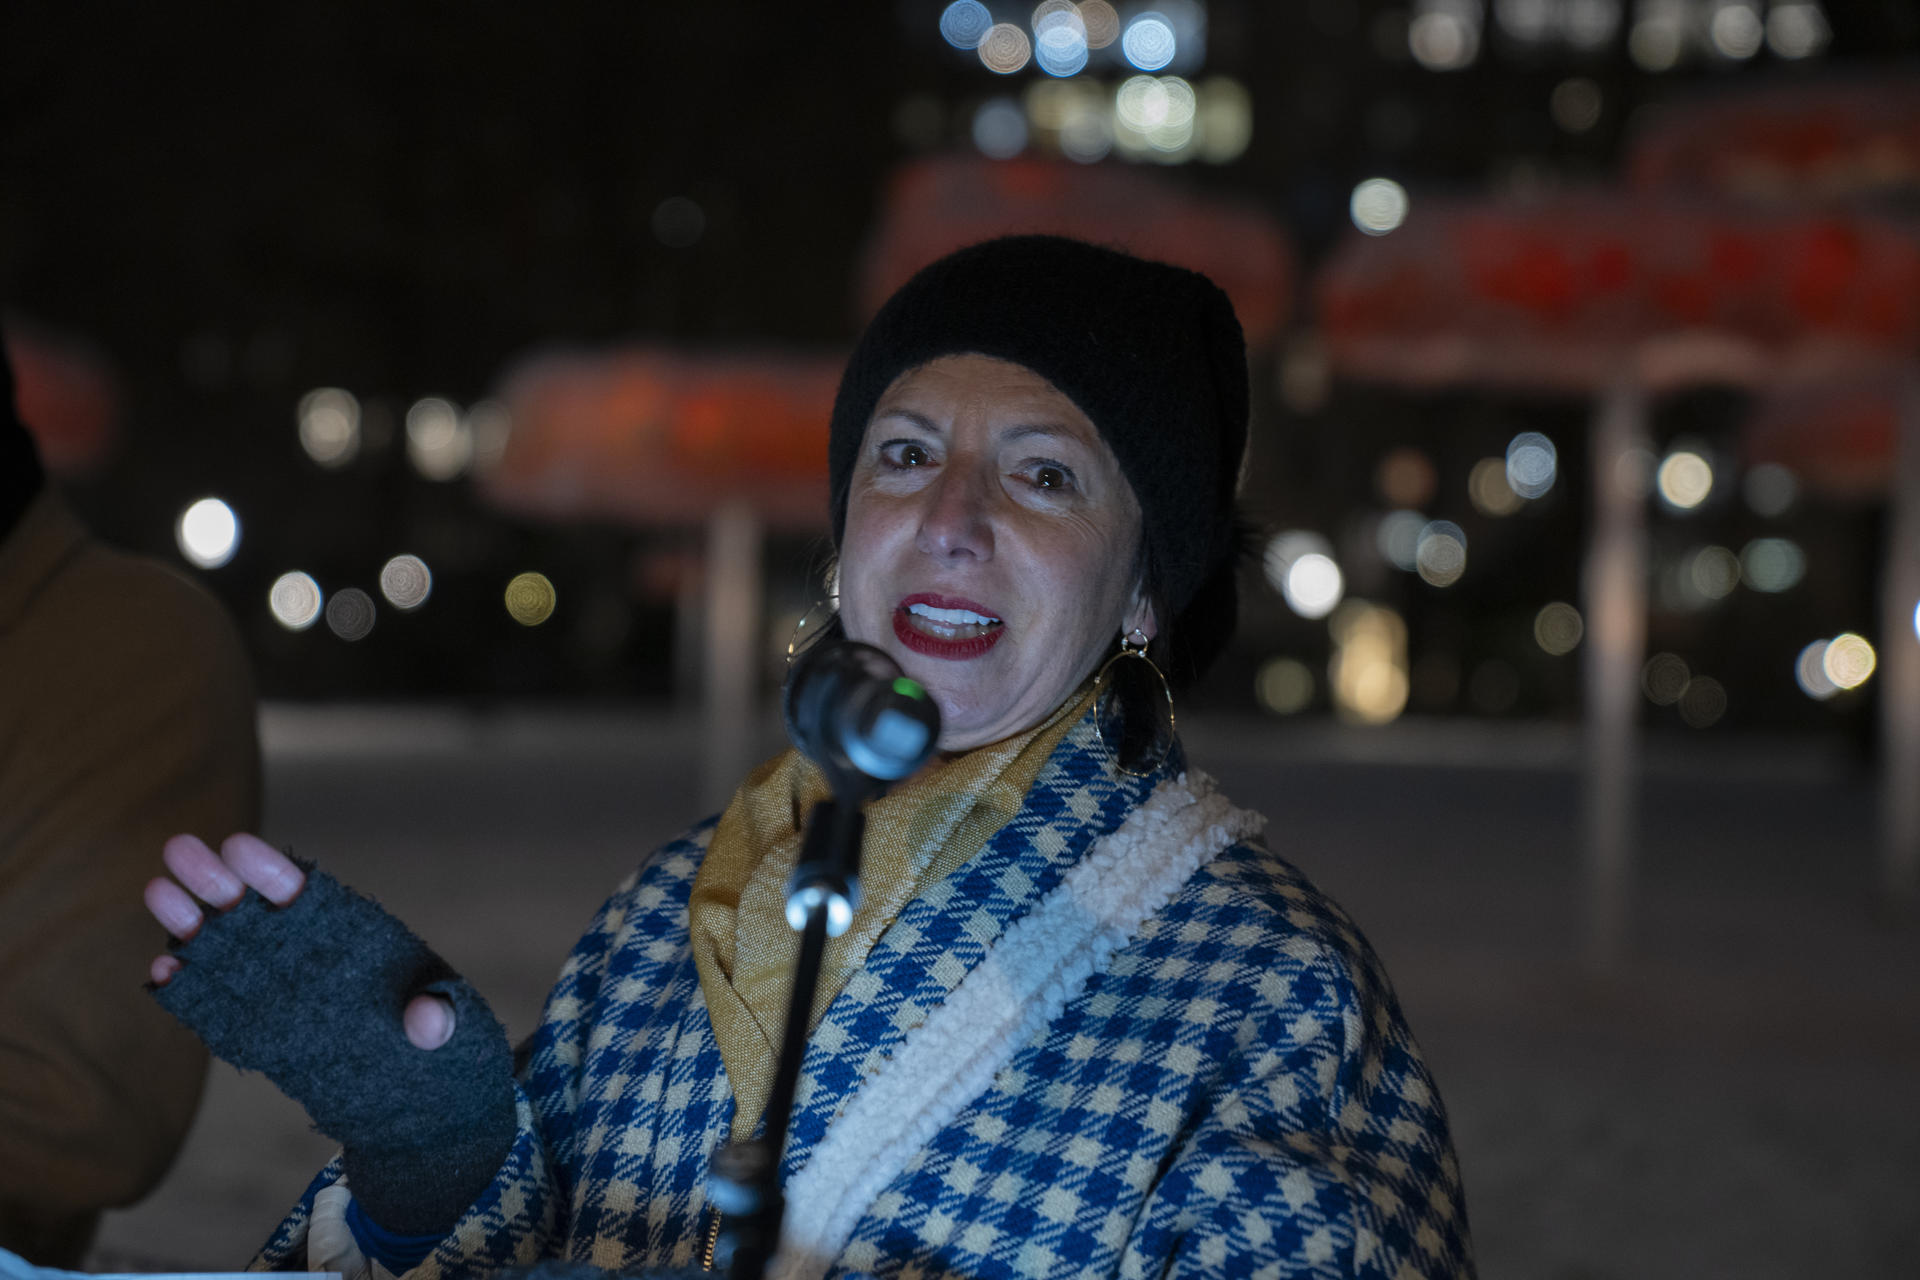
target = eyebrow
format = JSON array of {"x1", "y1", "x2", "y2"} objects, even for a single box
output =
[{"x1": 872, "y1": 408, "x2": 1088, "y2": 447}]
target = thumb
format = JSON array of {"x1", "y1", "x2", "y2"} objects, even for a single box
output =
[{"x1": 403, "y1": 993, "x2": 457, "y2": 1050}]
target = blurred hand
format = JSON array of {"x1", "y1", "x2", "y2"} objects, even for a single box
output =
[{"x1": 145, "y1": 833, "x2": 455, "y2": 1050}]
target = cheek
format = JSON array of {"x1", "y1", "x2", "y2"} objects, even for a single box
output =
[
  {"x1": 837, "y1": 497, "x2": 901, "y2": 628},
  {"x1": 1024, "y1": 525, "x2": 1133, "y2": 642}
]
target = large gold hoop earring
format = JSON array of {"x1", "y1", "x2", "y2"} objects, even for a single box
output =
[{"x1": 1094, "y1": 628, "x2": 1174, "y2": 777}]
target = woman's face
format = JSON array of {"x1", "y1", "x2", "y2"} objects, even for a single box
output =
[{"x1": 839, "y1": 354, "x2": 1153, "y2": 752}]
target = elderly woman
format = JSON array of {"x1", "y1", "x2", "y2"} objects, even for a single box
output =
[{"x1": 144, "y1": 237, "x2": 1474, "y2": 1280}]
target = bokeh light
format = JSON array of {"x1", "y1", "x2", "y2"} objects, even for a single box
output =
[
  {"x1": 176, "y1": 497, "x2": 240, "y2": 569},
  {"x1": 1256, "y1": 657, "x2": 1315, "y2": 715},
  {"x1": 1285, "y1": 554, "x2": 1346, "y2": 620},
  {"x1": 1505, "y1": 431, "x2": 1557, "y2": 500},
  {"x1": 268, "y1": 572, "x2": 323, "y2": 631},
  {"x1": 1709, "y1": 1, "x2": 1764, "y2": 58},
  {"x1": 1121, "y1": 13, "x2": 1176, "y2": 70},
  {"x1": 1823, "y1": 633, "x2": 1876, "y2": 690},
  {"x1": 978, "y1": 22, "x2": 1033, "y2": 73},
  {"x1": 1264, "y1": 531, "x2": 1343, "y2": 618},
  {"x1": 1377, "y1": 447, "x2": 1438, "y2": 508},
  {"x1": 1330, "y1": 601, "x2": 1410, "y2": 725},
  {"x1": 297, "y1": 387, "x2": 360, "y2": 468},
  {"x1": 1350, "y1": 177, "x2": 1409, "y2": 235},
  {"x1": 1743, "y1": 464, "x2": 1797, "y2": 517},
  {"x1": 1533, "y1": 602, "x2": 1584, "y2": 656},
  {"x1": 379, "y1": 555, "x2": 433, "y2": 611},
  {"x1": 939, "y1": 0, "x2": 993, "y2": 49},
  {"x1": 1114, "y1": 74, "x2": 1196, "y2": 156},
  {"x1": 1495, "y1": 0, "x2": 1552, "y2": 41},
  {"x1": 1687, "y1": 545, "x2": 1741, "y2": 601},
  {"x1": 506, "y1": 572, "x2": 558, "y2": 626},
  {"x1": 325, "y1": 587, "x2": 376, "y2": 642},
  {"x1": 1059, "y1": 101, "x2": 1114, "y2": 161},
  {"x1": 1795, "y1": 640, "x2": 1838, "y2": 700},
  {"x1": 406, "y1": 397, "x2": 473, "y2": 482},
  {"x1": 1617, "y1": 446, "x2": 1658, "y2": 499},
  {"x1": 1376, "y1": 510, "x2": 1425, "y2": 571},
  {"x1": 1080, "y1": 1, "x2": 1121, "y2": 48},
  {"x1": 1740, "y1": 538, "x2": 1805, "y2": 593},
  {"x1": 1415, "y1": 520, "x2": 1467, "y2": 587},
  {"x1": 1032, "y1": 1, "x2": 1089, "y2": 76},
  {"x1": 1564, "y1": 0, "x2": 1622, "y2": 48},
  {"x1": 1629, "y1": 0, "x2": 1686, "y2": 69},
  {"x1": 1468, "y1": 458, "x2": 1523, "y2": 517},
  {"x1": 973, "y1": 98, "x2": 1029, "y2": 158},
  {"x1": 1656, "y1": 449, "x2": 1713, "y2": 510},
  {"x1": 1031, "y1": 78, "x2": 1113, "y2": 161},
  {"x1": 1195, "y1": 75, "x2": 1253, "y2": 163},
  {"x1": 1409, "y1": 0, "x2": 1480, "y2": 70},
  {"x1": 1767, "y1": 2, "x2": 1830, "y2": 57},
  {"x1": 1678, "y1": 676, "x2": 1727, "y2": 728},
  {"x1": 1641, "y1": 652, "x2": 1690, "y2": 705},
  {"x1": 1549, "y1": 77, "x2": 1603, "y2": 133}
]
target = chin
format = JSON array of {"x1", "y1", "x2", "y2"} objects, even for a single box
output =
[{"x1": 911, "y1": 676, "x2": 990, "y2": 748}]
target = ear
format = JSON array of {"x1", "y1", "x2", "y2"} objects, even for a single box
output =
[{"x1": 1122, "y1": 579, "x2": 1158, "y2": 643}]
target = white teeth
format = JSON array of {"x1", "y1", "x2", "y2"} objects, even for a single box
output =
[{"x1": 908, "y1": 603, "x2": 999, "y2": 626}]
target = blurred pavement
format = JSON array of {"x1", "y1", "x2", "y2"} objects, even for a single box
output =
[{"x1": 88, "y1": 705, "x2": 1920, "y2": 1279}]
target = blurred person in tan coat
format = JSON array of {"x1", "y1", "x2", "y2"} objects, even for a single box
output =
[{"x1": 0, "y1": 334, "x2": 260, "y2": 1266}]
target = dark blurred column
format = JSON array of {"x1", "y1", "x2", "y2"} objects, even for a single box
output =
[
  {"x1": 1583, "y1": 375, "x2": 1648, "y2": 974},
  {"x1": 1883, "y1": 371, "x2": 1920, "y2": 908},
  {"x1": 704, "y1": 500, "x2": 762, "y2": 812}
]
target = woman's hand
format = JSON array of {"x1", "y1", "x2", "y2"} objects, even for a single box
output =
[{"x1": 144, "y1": 833, "x2": 455, "y2": 1050}]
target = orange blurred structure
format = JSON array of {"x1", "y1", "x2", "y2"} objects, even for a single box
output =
[
  {"x1": 859, "y1": 154, "x2": 1293, "y2": 350},
  {"x1": 1628, "y1": 76, "x2": 1920, "y2": 204},
  {"x1": 480, "y1": 347, "x2": 844, "y2": 531},
  {"x1": 1318, "y1": 197, "x2": 1920, "y2": 392}
]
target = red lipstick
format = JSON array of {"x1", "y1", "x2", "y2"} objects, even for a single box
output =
[{"x1": 893, "y1": 593, "x2": 1005, "y2": 660}]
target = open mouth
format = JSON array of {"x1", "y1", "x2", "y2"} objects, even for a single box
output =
[{"x1": 893, "y1": 594, "x2": 1005, "y2": 659}]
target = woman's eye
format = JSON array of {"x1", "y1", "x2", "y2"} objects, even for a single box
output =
[
  {"x1": 1035, "y1": 466, "x2": 1067, "y2": 490},
  {"x1": 882, "y1": 441, "x2": 931, "y2": 468}
]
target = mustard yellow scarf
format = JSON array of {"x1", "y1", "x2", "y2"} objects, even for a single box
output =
[{"x1": 688, "y1": 680, "x2": 1096, "y2": 1139}]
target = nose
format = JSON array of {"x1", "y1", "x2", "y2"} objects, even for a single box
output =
[{"x1": 915, "y1": 458, "x2": 995, "y2": 562}]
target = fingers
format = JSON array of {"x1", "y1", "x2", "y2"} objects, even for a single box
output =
[
  {"x1": 403, "y1": 993, "x2": 457, "y2": 1051},
  {"x1": 147, "y1": 832, "x2": 306, "y2": 990},
  {"x1": 219, "y1": 833, "x2": 306, "y2": 906},
  {"x1": 162, "y1": 834, "x2": 246, "y2": 909},
  {"x1": 145, "y1": 875, "x2": 206, "y2": 941}
]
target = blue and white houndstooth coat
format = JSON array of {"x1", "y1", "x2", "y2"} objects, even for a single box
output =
[{"x1": 259, "y1": 713, "x2": 1474, "y2": 1279}]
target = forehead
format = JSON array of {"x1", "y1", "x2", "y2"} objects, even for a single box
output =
[{"x1": 873, "y1": 354, "x2": 1100, "y2": 442}]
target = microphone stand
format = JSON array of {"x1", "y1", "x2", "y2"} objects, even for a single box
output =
[
  {"x1": 707, "y1": 638, "x2": 936, "y2": 1279},
  {"x1": 709, "y1": 786, "x2": 870, "y2": 1280}
]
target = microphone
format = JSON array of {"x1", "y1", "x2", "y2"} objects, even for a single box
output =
[
  {"x1": 782, "y1": 638, "x2": 941, "y2": 788},
  {"x1": 707, "y1": 639, "x2": 941, "y2": 1280}
]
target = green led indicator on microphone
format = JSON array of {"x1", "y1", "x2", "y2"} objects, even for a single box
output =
[{"x1": 892, "y1": 676, "x2": 927, "y2": 700}]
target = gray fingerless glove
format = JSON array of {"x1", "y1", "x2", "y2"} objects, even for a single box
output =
[{"x1": 151, "y1": 864, "x2": 516, "y2": 1236}]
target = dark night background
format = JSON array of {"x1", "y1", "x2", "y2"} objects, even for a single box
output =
[{"x1": 7, "y1": 1, "x2": 1916, "y2": 719}]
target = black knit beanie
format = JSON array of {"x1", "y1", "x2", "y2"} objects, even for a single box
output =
[
  {"x1": 827, "y1": 235, "x2": 1248, "y2": 684},
  {"x1": 0, "y1": 330, "x2": 48, "y2": 541}
]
